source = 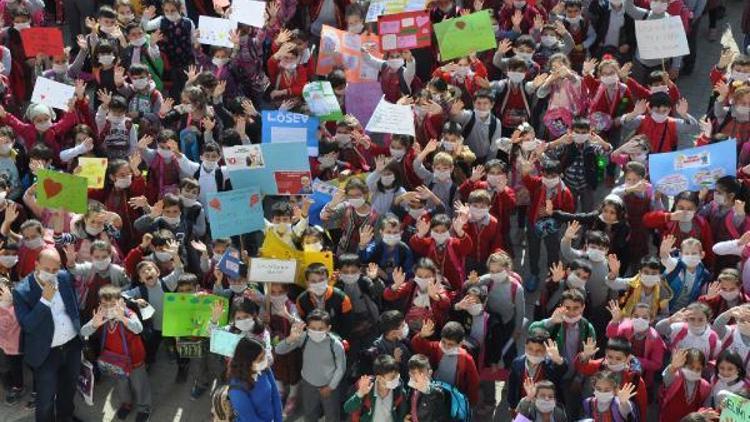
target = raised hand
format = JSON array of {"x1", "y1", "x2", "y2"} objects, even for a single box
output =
[
  {"x1": 523, "y1": 377, "x2": 537, "y2": 400},
  {"x1": 671, "y1": 349, "x2": 687, "y2": 369},
  {"x1": 580, "y1": 337, "x2": 599, "y2": 360},
  {"x1": 550, "y1": 306, "x2": 566, "y2": 324},
  {"x1": 416, "y1": 217, "x2": 430, "y2": 237},
  {"x1": 545, "y1": 338, "x2": 563, "y2": 363},
  {"x1": 735, "y1": 199, "x2": 746, "y2": 216},
  {"x1": 210, "y1": 299, "x2": 224, "y2": 323},
  {"x1": 358, "y1": 225, "x2": 374, "y2": 246},
  {"x1": 91, "y1": 306, "x2": 107, "y2": 328},
  {"x1": 97, "y1": 89, "x2": 112, "y2": 107},
  {"x1": 659, "y1": 234, "x2": 676, "y2": 257},
  {"x1": 563, "y1": 220, "x2": 580, "y2": 240},
  {"x1": 549, "y1": 261, "x2": 566, "y2": 283},
  {"x1": 420, "y1": 318, "x2": 435, "y2": 338},
  {"x1": 606, "y1": 299, "x2": 622, "y2": 323},
  {"x1": 706, "y1": 281, "x2": 721, "y2": 299},
  {"x1": 738, "y1": 231, "x2": 750, "y2": 246},
  {"x1": 675, "y1": 98, "x2": 689, "y2": 117},
  {"x1": 190, "y1": 240, "x2": 208, "y2": 254},
  {"x1": 356, "y1": 375, "x2": 374, "y2": 397},
  {"x1": 288, "y1": 321, "x2": 306, "y2": 342},
  {"x1": 497, "y1": 39, "x2": 513, "y2": 55},
  {"x1": 469, "y1": 165, "x2": 485, "y2": 182},
  {"x1": 391, "y1": 267, "x2": 406, "y2": 290},
  {"x1": 632, "y1": 99, "x2": 648, "y2": 116},
  {"x1": 617, "y1": 382, "x2": 637, "y2": 403},
  {"x1": 366, "y1": 262, "x2": 379, "y2": 280}
]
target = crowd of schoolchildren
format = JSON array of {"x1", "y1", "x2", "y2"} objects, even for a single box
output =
[{"x1": 0, "y1": 0, "x2": 750, "y2": 421}]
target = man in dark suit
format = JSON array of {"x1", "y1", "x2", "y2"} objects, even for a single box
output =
[{"x1": 13, "y1": 248, "x2": 82, "y2": 422}]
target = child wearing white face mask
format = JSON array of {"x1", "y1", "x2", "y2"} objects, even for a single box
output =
[
  {"x1": 358, "y1": 216, "x2": 414, "y2": 284},
  {"x1": 321, "y1": 178, "x2": 378, "y2": 255},
  {"x1": 96, "y1": 93, "x2": 139, "y2": 161},
  {"x1": 661, "y1": 348, "x2": 712, "y2": 421},
  {"x1": 275, "y1": 309, "x2": 347, "y2": 422},
  {"x1": 657, "y1": 302, "x2": 720, "y2": 362},
  {"x1": 116, "y1": 63, "x2": 164, "y2": 122},
  {"x1": 362, "y1": 48, "x2": 417, "y2": 103},
  {"x1": 712, "y1": 304, "x2": 750, "y2": 376},
  {"x1": 66, "y1": 240, "x2": 130, "y2": 321},
  {"x1": 409, "y1": 214, "x2": 472, "y2": 291},
  {"x1": 366, "y1": 157, "x2": 407, "y2": 216},
  {"x1": 515, "y1": 379, "x2": 569, "y2": 421},
  {"x1": 606, "y1": 301, "x2": 667, "y2": 390},
  {"x1": 343, "y1": 354, "x2": 409, "y2": 421},
  {"x1": 659, "y1": 235, "x2": 713, "y2": 313},
  {"x1": 582, "y1": 370, "x2": 638, "y2": 421},
  {"x1": 705, "y1": 350, "x2": 750, "y2": 408},
  {"x1": 607, "y1": 255, "x2": 673, "y2": 320},
  {"x1": 413, "y1": 141, "x2": 459, "y2": 218},
  {"x1": 410, "y1": 320, "x2": 480, "y2": 407},
  {"x1": 448, "y1": 89, "x2": 502, "y2": 162},
  {"x1": 506, "y1": 331, "x2": 567, "y2": 413}
]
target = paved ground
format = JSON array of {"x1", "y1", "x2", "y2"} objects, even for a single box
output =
[{"x1": 0, "y1": 3, "x2": 744, "y2": 421}]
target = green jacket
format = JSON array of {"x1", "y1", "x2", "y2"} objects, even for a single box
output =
[
  {"x1": 528, "y1": 317, "x2": 596, "y2": 355},
  {"x1": 344, "y1": 385, "x2": 408, "y2": 422}
]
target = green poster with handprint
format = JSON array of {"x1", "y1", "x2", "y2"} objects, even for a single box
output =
[{"x1": 162, "y1": 293, "x2": 229, "y2": 337}]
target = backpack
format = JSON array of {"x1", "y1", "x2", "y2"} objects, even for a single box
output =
[
  {"x1": 301, "y1": 332, "x2": 343, "y2": 371},
  {"x1": 212, "y1": 384, "x2": 236, "y2": 422},
  {"x1": 462, "y1": 111, "x2": 497, "y2": 141},
  {"x1": 433, "y1": 380, "x2": 471, "y2": 422}
]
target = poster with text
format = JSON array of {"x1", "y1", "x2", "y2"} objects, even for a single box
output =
[
  {"x1": 378, "y1": 11, "x2": 432, "y2": 51},
  {"x1": 366, "y1": 0, "x2": 426, "y2": 22},
  {"x1": 205, "y1": 187, "x2": 264, "y2": 238},
  {"x1": 31, "y1": 77, "x2": 75, "y2": 110},
  {"x1": 635, "y1": 16, "x2": 689, "y2": 60},
  {"x1": 229, "y1": 142, "x2": 311, "y2": 194},
  {"x1": 648, "y1": 140, "x2": 736, "y2": 196},
  {"x1": 302, "y1": 81, "x2": 344, "y2": 122},
  {"x1": 365, "y1": 96, "x2": 416, "y2": 136},
  {"x1": 261, "y1": 111, "x2": 320, "y2": 156},
  {"x1": 274, "y1": 171, "x2": 313, "y2": 195},
  {"x1": 222, "y1": 145, "x2": 265, "y2": 170},
  {"x1": 198, "y1": 16, "x2": 236, "y2": 48}
]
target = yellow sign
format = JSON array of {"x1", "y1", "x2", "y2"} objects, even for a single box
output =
[
  {"x1": 77, "y1": 157, "x2": 108, "y2": 189},
  {"x1": 259, "y1": 230, "x2": 334, "y2": 287}
]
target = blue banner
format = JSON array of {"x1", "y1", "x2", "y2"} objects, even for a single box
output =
[
  {"x1": 261, "y1": 111, "x2": 319, "y2": 156},
  {"x1": 648, "y1": 140, "x2": 737, "y2": 196},
  {"x1": 228, "y1": 142, "x2": 311, "y2": 194}
]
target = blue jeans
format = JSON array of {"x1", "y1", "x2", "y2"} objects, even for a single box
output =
[{"x1": 34, "y1": 337, "x2": 82, "y2": 422}]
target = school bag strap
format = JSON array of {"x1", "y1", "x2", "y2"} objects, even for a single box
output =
[{"x1": 462, "y1": 111, "x2": 497, "y2": 141}]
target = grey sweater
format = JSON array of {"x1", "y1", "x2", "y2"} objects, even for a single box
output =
[{"x1": 275, "y1": 332, "x2": 346, "y2": 389}]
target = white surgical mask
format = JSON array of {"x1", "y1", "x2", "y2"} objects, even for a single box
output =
[
  {"x1": 99, "y1": 55, "x2": 115, "y2": 65},
  {"x1": 594, "y1": 390, "x2": 615, "y2": 404},
  {"x1": 235, "y1": 317, "x2": 255, "y2": 332},
  {"x1": 114, "y1": 175, "x2": 132, "y2": 189},
  {"x1": 565, "y1": 16, "x2": 582, "y2": 25},
  {"x1": 720, "y1": 290, "x2": 740, "y2": 301},
  {"x1": 385, "y1": 375, "x2": 400, "y2": 389},
  {"x1": 92, "y1": 258, "x2": 111, "y2": 271},
  {"x1": 307, "y1": 329, "x2": 327, "y2": 343},
  {"x1": 52, "y1": 64, "x2": 68, "y2": 74},
  {"x1": 431, "y1": 230, "x2": 450, "y2": 245},
  {"x1": 348, "y1": 22, "x2": 364, "y2": 34},
  {"x1": 434, "y1": 170, "x2": 452, "y2": 182},
  {"x1": 587, "y1": 248, "x2": 606, "y2": 262},
  {"x1": 573, "y1": 133, "x2": 589, "y2": 144},
  {"x1": 338, "y1": 273, "x2": 359, "y2": 284},
  {"x1": 678, "y1": 210, "x2": 695, "y2": 222},
  {"x1": 107, "y1": 115, "x2": 125, "y2": 125},
  {"x1": 387, "y1": 58, "x2": 405, "y2": 69},
  {"x1": 467, "y1": 303, "x2": 484, "y2": 316},
  {"x1": 0, "y1": 255, "x2": 18, "y2": 268},
  {"x1": 516, "y1": 51, "x2": 534, "y2": 62},
  {"x1": 475, "y1": 109, "x2": 491, "y2": 119},
  {"x1": 203, "y1": 159, "x2": 218, "y2": 172},
  {"x1": 408, "y1": 208, "x2": 425, "y2": 219},
  {"x1": 36, "y1": 270, "x2": 57, "y2": 284},
  {"x1": 212, "y1": 57, "x2": 229, "y2": 67},
  {"x1": 162, "y1": 216, "x2": 180, "y2": 226},
  {"x1": 274, "y1": 223, "x2": 292, "y2": 234},
  {"x1": 688, "y1": 323, "x2": 707, "y2": 336},
  {"x1": 414, "y1": 277, "x2": 431, "y2": 290},
  {"x1": 650, "y1": 111, "x2": 669, "y2": 123},
  {"x1": 35, "y1": 120, "x2": 52, "y2": 132},
  {"x1": 536, "y1": 398, "x2": 556, "y2": 413},
  {"x1": 714, "y1": 193, "x2": 726, "y2": 206},
  {"x1": 182, "y1": 197, "x2": 197, "y2": 207},
  {"x1": 165, "y1": 12, "x2": 182, "y2": 22},
  {"x1": 566, "y1": 273, "x2": 587, "y2": 289},
  {"x1": 508, "y1": 72, "x2": 525, "y2": 84},
  {"x1": 132, "y1": 78, "x2": 149, "y2": 90},
  {"x1": 606, "y1": 361, "x2": 627, "y2": 372},
  {"x1": 682, "y1": 368, "x2": 703, "y2": 382},
  {"x1": 542, "y1": 176, "x2": 559, "y2": 188},
  {"x1": 24, "y1": 237, "x2": 44, "y2": 249},
  {"x1": 347, "y1": 197, "x2": 366, "y2": 208},
  {"x1": 390, "y1": 148, "x2": 406, "y2": 159},
  {"x1": 381, "y1": 174, "x2": 396, "y2": 186},
  {"x1": 383, "y1": 233, "x2": 401, "y2": 246},
  {"x1": 130, "y1": 36, "x2": 147, "y2": 47},
  {"x1": 541, "y1": 36, "x2": 558, "y2": 47},
  {"x1": 439, "y1": 342, "x2": 460, "y2": 355},
  {"x1": 601, "y1": 75, "x2": 619, "y2": 86},
  {"x1": 487, "y1": 174, "x2": 506, "y2": 188},
  {"x1": 308, "y1": 281, "x2": 328, "y2": 296},
  {"x1": 157, "y1": 148, "x2": 173, "y2": 160},
  {"x1": 718, "y1": 373, "x2": 738, "y2": 383},
  {"x1": 155, "y1": 251, "x2": 173, "y2": 262},
  {"x1": 563, "y1": 314, "x2": 582, "y2": 324},
  {"x1": 682, "y1": 254, "x2": 702, "y2": 267},
  {"x1": 469, "y1": 206, "x2": 489, "y2": 221},
  {"x1": 527, "y1": 354, "x2": 545, "y2": 365},
  {"x1": 318, "y1": 155, "x2": 336, "y2": 168},
  {"x1": 632, "y1": 317, "x2": 650, "y2": 333},
  {"x1": 13, "y1": 22, "x2": 30, "y2": 31},
  {"x1": 640, "y1": 274, "x2": 661, "y2": 287}
]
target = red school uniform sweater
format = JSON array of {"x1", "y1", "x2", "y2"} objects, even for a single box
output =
[
  {"x1": 583, "y1": 75, "x2": 635, "y2": 118},
  {"x1": 266, "y1": 57, "x2": 309, "y2": 98},
  {"x1": 636, "y1": 114, "x2": 679, "y2": 153},
  {"x1": 575, "y1": 357, "x2": 649, "y2": 419},
  {"x1": 462, "y1": 216, "x2": 503, "y2": 264},
  {"x1": 522, "y1": 175, "x2": 575, "y2": 227},
  {"x1": 100, "y1": 314, "x2": 147, "y2": 367},
  {"x1": 411, "y1": 335, "x2": 480, "y2": 405},
  {"x1": 660, "y1": 371, "x2": 711, "y2": 422},
  {"x1": 409, "y1": 234, "x2": 473, "y2": 291},
  {"x1": 459, "y1": 180, "x2": 517, "y2": 250},
  {"x1": 642, "y1": 210, "x2": 715, "y2": 266}
]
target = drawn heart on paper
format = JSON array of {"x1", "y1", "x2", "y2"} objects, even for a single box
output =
[
  {"x1": 250, "y1": 194, "x2": 259, "y2": 207},
  {"x1": 43, "y1": 178, "x2": 63, "y2": 199},
  {"x1": 209, "y1": 198, "x2": 222, "y2": 211},
  {"x1": 415, "y1": 16, "x2": 429, "y2": 27},
  {"x1": 455, "y1": 21, "x2": 466, "y2": 30}
]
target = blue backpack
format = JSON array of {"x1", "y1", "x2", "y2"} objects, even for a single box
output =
[{"x1": 433, "y1": 380, "x2": 471, "y2": 422}]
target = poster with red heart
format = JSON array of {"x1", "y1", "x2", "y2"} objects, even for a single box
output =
[
  {"x1": 36, "y1": 170, "x2": 88, "y2": 213},
  {"x1": 377, "y1": 10, "x2": 432, "y2": 51},
  {"x1": 205, "y1": 187, "x2": 264, "y2": 238}
]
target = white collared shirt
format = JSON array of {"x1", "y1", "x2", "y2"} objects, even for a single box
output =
[{"x1": 39, "y1": 280, "x2": 77, "y2": 347}]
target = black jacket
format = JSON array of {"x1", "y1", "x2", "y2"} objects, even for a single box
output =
[
  {"x1": 588, "y1": 0, "x2": 636, "y2": 54},
  {"x1": 409, "y1": 383, "x2": 452, "y2": 422}
]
